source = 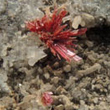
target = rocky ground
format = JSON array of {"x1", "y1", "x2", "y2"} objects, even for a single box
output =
[{"x1": 0, "y1": 0, "x2": 110, "y2": 110}]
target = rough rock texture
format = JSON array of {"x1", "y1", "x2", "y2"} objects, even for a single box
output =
[
  {"x1": 0, "y1": 0, "x2": 110, "y2": 110},
  {"x1": 64, "y1": 0, "x2": 110, "y2": 28}
]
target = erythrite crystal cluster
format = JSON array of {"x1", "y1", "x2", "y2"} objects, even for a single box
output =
[
  {"x1": 26, "y1": 7, "x2": 87, "y2": 62},
  {"x1": 41, "y1": 92, "x2": 53, "y2": 106}
]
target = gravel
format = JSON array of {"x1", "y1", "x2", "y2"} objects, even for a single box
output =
[{"x1": 0, "y1": 0, "x2": 110, "y2": 110}]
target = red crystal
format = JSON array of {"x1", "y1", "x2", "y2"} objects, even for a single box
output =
[
  {"x1": 26, "y1": 8, "x2": 87, "y2": 62},
  {"x1": 41, "y1": 92, "x2": 53, "y2": 106}
]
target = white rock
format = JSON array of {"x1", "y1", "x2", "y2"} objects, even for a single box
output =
[
  {"x1": 72, "y1": 15, "x2": 82, "y2": 29},
  {"x1": 27, "y1": 46, "x2": 46, "y2": 66}
]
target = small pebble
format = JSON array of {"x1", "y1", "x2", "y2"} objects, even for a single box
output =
[
  {"x1": 80, "y1": 100, "x2": 85, "y2": 105},
  {"x1": 55, "y1": 104, "x2": 64, "y2": 110},
  {"x1": 72, "y1": 15, "x2": 82, "y2": 29},
  {"x1": 38, "y1": 67, "x2": 43, "y2": 74},
  {"x1": 63, "y1": 65, "x2": 71, "y2": 73},
  {"x1": 107, "y1": 95, "x2": 110, "y2": 103},
  {"x1": 93, "y1": 97, "x2": 98, "y2": 104},
  {"x1": 56, "y1": 86, "x2": 67, "y2": 94},
  {"x1": 53, "y1": 69, "x2": 63, "y2": 76},
  {"x1": 46, "y1": 65, "x2": 53, "y2": 73},
  {"x1": 85, "y1": 40, "x2": 94, "y2": 47},
  {"x1": 53, "y1": 62, "x2": 59, "y2": 69},
  {"x1": 0, "y1": 0, "x2": 7, "y2": 14},
  {"x1": 108, "y1": 85, "x2": 110, "y2": 90},
  {"x1": 51, "y1": 77, "x2": 59, "y2": 84},
  {"x1": 44, "y1": 72, "x2": 50, "y2": 79}
]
